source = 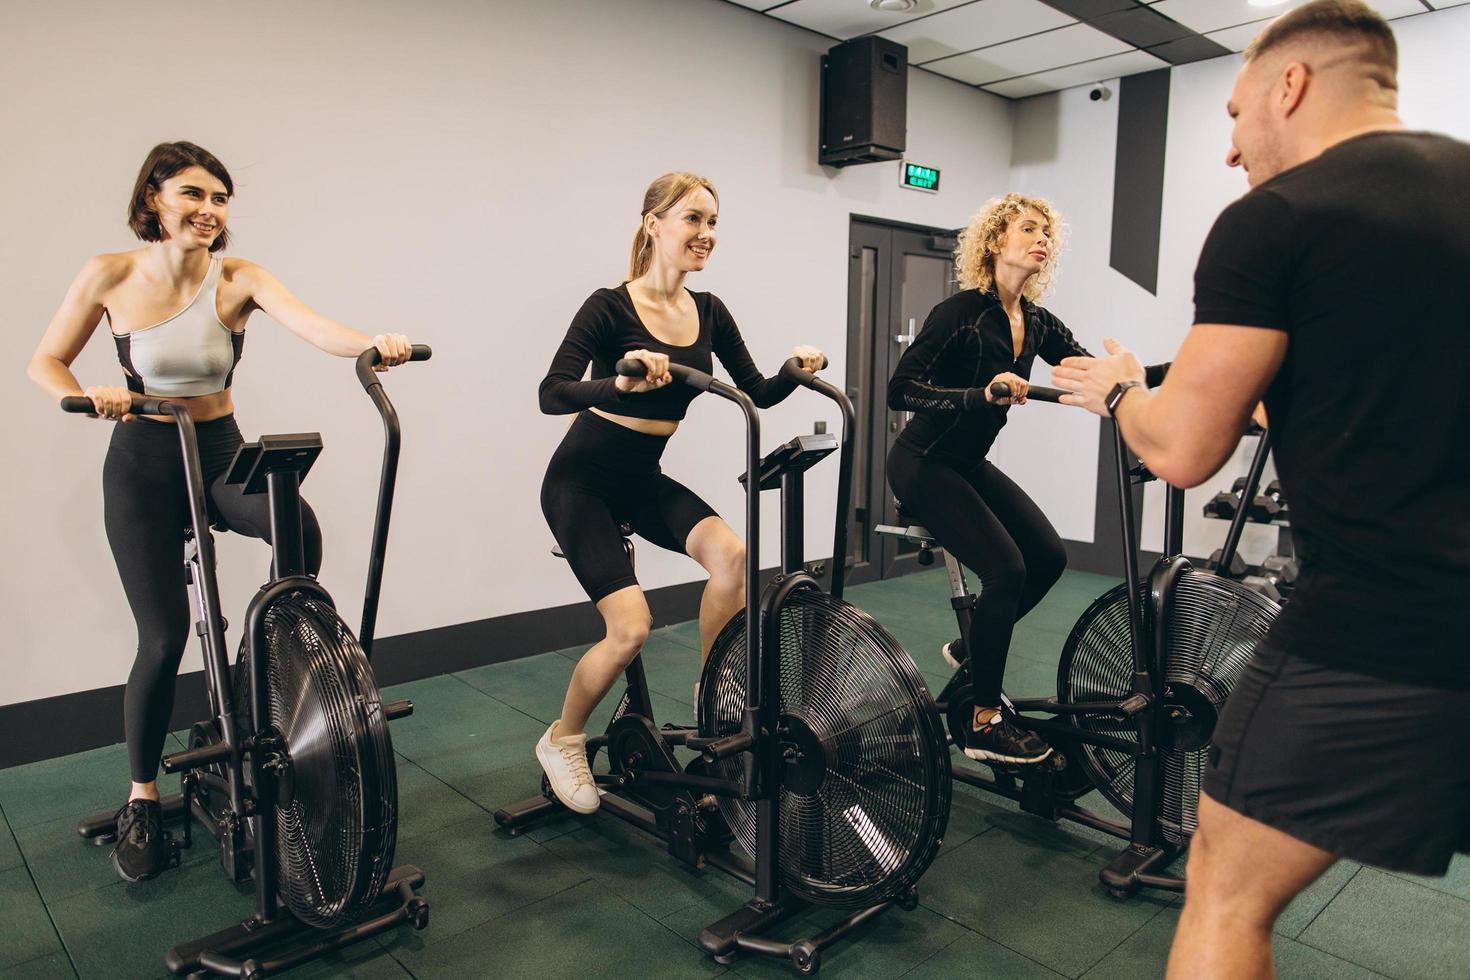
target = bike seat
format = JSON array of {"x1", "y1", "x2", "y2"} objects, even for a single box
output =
[{"x1": 552, "y1": 523, "x2": 633, "y2": 560}]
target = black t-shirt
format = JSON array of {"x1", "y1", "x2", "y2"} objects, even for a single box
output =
[
  {"x1": 538, "y1": 284, "x2": 797, "y2": 420},
  {"x1": 1193, "y1": 130, "x2": 1470, "y2": 688},
  {"x1": 888, "y1": 288, "x2": 1090, "y2": 464}
]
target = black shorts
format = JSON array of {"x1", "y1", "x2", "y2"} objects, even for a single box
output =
[
  {"x1": 1203, "y1": 639, "x2": 1470, "y2": 876},
  {"x1": 540, "y1": 411, "x2": 718, "y2": 603}
]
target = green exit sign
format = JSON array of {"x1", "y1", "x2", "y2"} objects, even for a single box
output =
[{"x1": 900, "y1": 161, "x2": 940, "y2": 193}]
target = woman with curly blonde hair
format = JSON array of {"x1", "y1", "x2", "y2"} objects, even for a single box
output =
[{"x1": 886, "y1": 192, "x2": 1146, "y2": 765}]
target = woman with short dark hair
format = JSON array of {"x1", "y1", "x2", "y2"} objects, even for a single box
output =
[{"x1": 27, "y1": 141, "x2": 413, "y2": 882}]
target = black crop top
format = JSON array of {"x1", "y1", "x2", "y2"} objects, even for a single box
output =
[{"x1": 538, "y1": 284, "x2": 798, "y2": 420}]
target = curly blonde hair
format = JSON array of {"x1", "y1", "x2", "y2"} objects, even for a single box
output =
[{"x1": 954, "y1": 193, "x2": 1064, "y2": 302}]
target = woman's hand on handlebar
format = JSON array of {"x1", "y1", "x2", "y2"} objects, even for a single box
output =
[
  {"x1": 1052, "y1": 337, "x2": 1146, "y2": 417},
  {"x1": 80, "y1": 385, "x2": 135, "y2": 421},
  {"x1": 615, "y1": 349, "x2": 673, "y2": 393},
  {"x1": 369, "y1": 333, "x2": 412, "y2": 372},
  {"x1": 986, "y1": 372, "x2": 1029, "y2": 406},
  {"x1": 791, "y1": 345, "x2": 825, "y2": 373}
]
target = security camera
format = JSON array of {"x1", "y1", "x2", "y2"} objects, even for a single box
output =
[{"x1": 1090, "y1": 86, "x2": 1112, "y2": 102}]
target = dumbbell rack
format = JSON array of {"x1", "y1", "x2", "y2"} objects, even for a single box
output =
[{"x1": 1201, "y1": 428, "x2": 1297, "y2": 601}]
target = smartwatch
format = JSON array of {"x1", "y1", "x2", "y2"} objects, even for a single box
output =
[{"x1": 1105, "y1": 379, "x2": 1143, "y2": 416}]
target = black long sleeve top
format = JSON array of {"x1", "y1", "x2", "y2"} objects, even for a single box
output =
[
  {"x1": 538, "y1": 284, "x2": 798, "y2": 419},
  {"x1": 889, "y1": 288, "x2": 1162, "y2": 464}
]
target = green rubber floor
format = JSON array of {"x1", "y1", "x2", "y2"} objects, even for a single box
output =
[{"x1": 1, "y1": 568, "x2": 1464, "y2": 978}]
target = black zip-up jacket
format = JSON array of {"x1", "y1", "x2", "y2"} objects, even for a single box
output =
[{"x1": 888, "y1": 288, "x2": 1164, "y2": 464}]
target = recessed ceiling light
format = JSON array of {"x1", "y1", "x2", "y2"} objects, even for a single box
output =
[{"x1": 870, "y1": 0, "x2": 919, "y2": 12}]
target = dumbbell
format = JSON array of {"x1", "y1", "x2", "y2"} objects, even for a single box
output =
[
  {"x1": 1259, "y1": 553, "x2": 1299, "y2": 590},
  {"x1": 1207, "y1": 548, "x2": 1248, "y2": 578},
  {"x1": 1203, "y1": 477, "x2": 1250, "y2": 520},
  {"x1": 1248, "y1": 480, "x2": 1288, "y2": 523},
  {"x1": 1240, "y1": 573, "x2": 1283, "y2": 602}
]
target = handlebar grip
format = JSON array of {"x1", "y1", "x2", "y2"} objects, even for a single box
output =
[
  {"x1": 356, "y1": 344, "x2": 432, "y2": 389},
  {"x1": 778, "y1": 355, "x2": 830, "y2": 386},
  {"x1": 988, "y1": 382, "x2": 1069, "y2": 403},
  {"x1": 61, "y1": 396, "x2": 172, "y2": 416},
  {"x1": 614, "y1": 358, "x2": 716, "y2": 392},
  {"x1": 614, "y1": 358, "x2": 646, "y2": 377}
]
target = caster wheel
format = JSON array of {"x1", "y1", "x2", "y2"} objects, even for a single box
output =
[
  {"x1": 897, "y1": 890, "x2": 919, "y2": 912},
  {"x1": 92, "y1": 834, "x2": 116, "y2": 846},
  {"x1": 407, "y1": 897, "x2": 430, "y2": 930},
  {"x1": 241, "y1": 959, "x2": 263, "y2": 980},
  {"x1": 792, "y1": 941, "x2": 820, "y2": 975},
  {"x1": 1108, "y1": 887, "x2": 1130, "y2": 901},
  {"x1": 712, "y1": 951, "x2": 738, "y2": 966},
  {"x1": 541, "y1": 774, "x2": 554, "y2": 800}
]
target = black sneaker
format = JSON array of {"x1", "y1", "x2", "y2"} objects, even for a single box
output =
[
  {"x1": 963, "y1": 708, "x2": 1054, "y2": 765},
  {"x1": 110, "y1": 799, "x2": 175, "y2": 882}
]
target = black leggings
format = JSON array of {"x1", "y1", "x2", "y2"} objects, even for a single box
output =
[
  {"x1": 103, "y1": 416, "x2": 322, "y2": 782},
  {"x1": 887, "y1": 439, "x2": 1066, "y2": 705},
  {"x1": 541, "y1": 411, "x2": 717, "y2": 603}
]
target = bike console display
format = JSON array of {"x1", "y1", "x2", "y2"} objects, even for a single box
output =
[
  {"x1": 739, "y1": 432, "x2": 838, "y2": 490},
  {"x1": 224, "y1": 433, "x2": 324, "y2": 495}
]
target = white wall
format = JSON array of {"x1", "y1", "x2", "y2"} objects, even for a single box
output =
[
  {"x1": 0, "y1": 0, "x2": 1013, "y2": 706},
  {"x1": 999, "y1": 5, "x2": 1470, "y2": 563}
]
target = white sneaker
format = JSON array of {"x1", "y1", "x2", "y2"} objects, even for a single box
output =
[
  {"x1": 536, "y1": 722, "x2": 599, "y2": 814},
  {"x1": 941, "y1": 638, "x2": 963, "y2": 671}
]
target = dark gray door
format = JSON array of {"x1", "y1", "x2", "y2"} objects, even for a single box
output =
[{"x1": 844, "y1": 219, "x2": 958, "y2": 585}]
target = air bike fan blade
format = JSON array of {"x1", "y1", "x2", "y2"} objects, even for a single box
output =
[
  {"x1": 1059, "y1": 571, "x2": 1277, "y2": 845},
  {"x1": 246, "y1": 593, "x2": 399, "y2": 927},
  {"x1": 698, "y1": 589, "x2": 950, "y2": 909}
]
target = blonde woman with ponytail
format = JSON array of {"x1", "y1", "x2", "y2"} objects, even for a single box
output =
[{"x1": 533, "y1": 172, "x2": 824, "y2": 813}]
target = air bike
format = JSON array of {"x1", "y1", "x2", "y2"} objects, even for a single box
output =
[
  {"x1": 67, "y1": 346, "x2": 432, "y2": 978},
  {"x1": 878, "y1": 381, "x2": 1280, "y2": 898},
  {"x1": 495, "y1": 358, "x2": 951, "y2": 974}
]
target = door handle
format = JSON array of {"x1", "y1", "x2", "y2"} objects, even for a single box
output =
[{"x1": 894, "y1": 317, "x2": 916, "y2": 346}]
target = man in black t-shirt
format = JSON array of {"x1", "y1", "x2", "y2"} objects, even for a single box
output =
[{"x1": 1052, "y1": 2, "x2": 1470, "y2": 976}]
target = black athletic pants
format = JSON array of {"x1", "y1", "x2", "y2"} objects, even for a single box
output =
[
  {"x1": 103, "y1": 415, "x2": 322, "y2": 782},
  {"x1": 887, "y1": 438, "x2": 1066, "y2": 705}
]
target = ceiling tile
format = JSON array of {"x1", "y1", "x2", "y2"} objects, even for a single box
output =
[
  {"x1": 879, "y1": 0, "x2": 1076, "y2": 64},
  {"x1": 1147, "y1": 33, "x2": 1231, "y2": 64},
  {"x1": 1151, "y1": 0, "x2": 1425, "y2": 35},
  {"x1": 983, "y1": 47, "x2": 1167, "y2": 97},
  {"x1": 1038, "y1": 0, "x2": 1147, "y2": 17},
  {"x1": 768, "y1": 0, "x2": 977, "y2": 39},
  {"x1": 927, "y1": 21, "x2": 1131, "y2": 84},
  {"x1": 1091, "y1": 5, "x2": 1193, "y2": 46},
  {"x1": 1425, "y1": 0, "x2": 1470, "y2": 7},
  {"x1": 1204, "y1": 20, "x2": 1268, "y2": 54}
]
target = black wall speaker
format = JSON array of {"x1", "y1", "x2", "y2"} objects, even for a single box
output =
[{"x1": 820, "y1": 36, "x2": 907, "y2": 168}]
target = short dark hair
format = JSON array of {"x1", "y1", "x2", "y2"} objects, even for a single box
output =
[
  {"x1": 1245, "y1": 0, "x2": 1397, "y2": 86},
  {"x1": 127, "y1": 142, "x2": 234, "y2": 252}
]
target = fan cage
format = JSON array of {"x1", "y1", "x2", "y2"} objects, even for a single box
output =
[
  {"x1": 1059, "y1": 570, "x2": 1278, "y2": 846},
  {"x1": 250, "y1": 592, "x2": 399, "y2": 928},
  {"x1": 699, "y1": 588, "x2": 950, "y2": 909}
]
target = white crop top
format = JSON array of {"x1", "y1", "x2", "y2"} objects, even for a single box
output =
[{"x1": 112, "y1": 257, "x2": 244, "y2": 397}]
